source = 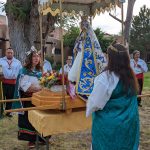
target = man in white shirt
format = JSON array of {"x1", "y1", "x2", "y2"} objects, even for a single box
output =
[
  {"x1": 0, "y1": 48, "x2": 22, "y2": 117},
  {"x1": 43, "y1": 59, "x2": 52, "y2": 73},
  {"x1": 38, "y1": 51, "x2": 52, "y2": 73},
  {"x1": 130, "y1": 50, "x2": 148, "y2": 106},
  {"x1": 59, "y1": 56, "x2": 73, "y2": 75}
]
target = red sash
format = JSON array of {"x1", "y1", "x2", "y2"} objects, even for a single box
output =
[
  {"x1": 2, "y1": 78, "x2": 16, "y2": 84},
  {"x1": 136, "y1": 73, "x2": 144, "y2": 79}
]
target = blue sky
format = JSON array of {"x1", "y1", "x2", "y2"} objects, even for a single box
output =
[{"x1": 0, "y1": 0, "x2": 150, "y2": 34}]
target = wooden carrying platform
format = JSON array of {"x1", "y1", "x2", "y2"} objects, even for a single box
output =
[
  {"x1": 29, "y1": 89, "x2": 91, "y2": 137},
  {"x1": 28, "y1": 110, "x2": 91, "y2": 137},
  {"x1": 32, "y1": 88, "x2": 86, "y2": 110}
]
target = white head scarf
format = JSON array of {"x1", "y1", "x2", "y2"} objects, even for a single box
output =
[{"x1": 25, "y1": 46, "x2": 38, "y2": 56}]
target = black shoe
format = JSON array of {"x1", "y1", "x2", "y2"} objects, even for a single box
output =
[{"x1": 138, "y1": 103, "x2": 142, "y2": 107}]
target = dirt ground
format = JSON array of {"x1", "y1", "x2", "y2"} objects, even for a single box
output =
[{"x1": 0, "y1": 97, "x2": 150, "y2": 150}]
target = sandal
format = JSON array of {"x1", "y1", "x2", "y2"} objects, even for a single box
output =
[{"x1": 28, "y1": 142, "x2": 35, "y2": 149}]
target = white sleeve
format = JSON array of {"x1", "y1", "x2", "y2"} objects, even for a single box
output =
[
  {"x1": 19, "y1": 61, "x2": 22, "y2": 70},
  {"x1": 49, "y1": 62, "x2": 52, "y2": 71},
  {"x1": 19, "y1": 75, "x2": 32, "y2": 92},
  {"x1": 44, "y1": 61, "x2": 52, "y2": 72},
  {"x1": 141, "y1": 61, "x2": 148, "y2": 72},
  {"x1": 86, "y1": 72, "x2": 119, "y2": 117},
  {"x1": 59, "y1": 68, "x2": 62, "y2": 74},
  {"x1": 130, "y1": 60, "x2": 134, "y2": 69}
]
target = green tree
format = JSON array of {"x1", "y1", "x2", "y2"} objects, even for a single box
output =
[
  {"x1": 64, "y1": 27, "x2": 114, "y2": 52},
  {"x1": 130, "y1": 5, "x2": 150, "y2": 57},
  {"x1": 4, "y1": 0, "x2": 79, "y2": 62},
  {"x1": 5, "y1": 0, "x2": 56, "y2": 62},
  {"x1": 63, "y1": 26, "x2": 80, "y2": 48},
  {"x1": 94, "y1": 28, "x2": 114, "y2": 52}
]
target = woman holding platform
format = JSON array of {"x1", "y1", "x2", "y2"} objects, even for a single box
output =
[
  {"x1": 86, "y1": 42, "x2": 139, "y2": 150},
  {"x1": 13, "y1": 46, "x2": 43, "y2": 148}
]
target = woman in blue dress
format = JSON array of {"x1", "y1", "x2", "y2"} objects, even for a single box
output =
[{"x1": 86, "y1": 42, "x2": 139, "y2": 150}]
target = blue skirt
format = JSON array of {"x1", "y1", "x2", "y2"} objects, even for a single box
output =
[{"x1": 92, "y1": 83, "x2": 139, "y2": 150}]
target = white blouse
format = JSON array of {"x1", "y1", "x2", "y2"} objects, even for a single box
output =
[
  {"x1": 0, "y1": 57, "x2": 22, "y2": 79},
  {"x1": 86, "y1": 71, "x2": 119, "y2": 117},
  {"x1": 43, "y1": 60, "x2": 52, "y2": 73},
  {"x1": 59, "y1": 64, "x2": 72, "y2": 75},
  {"x1": 19, "y1": 75, "x2": 41, "y2": 92},
  {"x1": 130, "y1": 58, "x2": 148, "y2": 75}
]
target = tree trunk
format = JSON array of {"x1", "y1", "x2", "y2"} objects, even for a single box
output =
[
  {"x1": 6, "y1": 0, "x2": 55, "y2": 63},
  {"x1": 124, "y1": 0, "x2": 136, "y2": 44}
]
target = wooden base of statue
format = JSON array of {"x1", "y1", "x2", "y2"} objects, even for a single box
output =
[
  {"x1": 28, "y1": 110, "x2": 91, "y2": 137},
  {"x1": 32, "y1": 88, "x2": 86, "y2": 112},
  {"x1": 29, "y1": 88, "x2": 91, "y2": 136}
]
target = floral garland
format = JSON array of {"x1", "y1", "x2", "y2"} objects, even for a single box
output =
[
  {"x1": 39, "y1": 72, "x2": 68, "y2": 89},
  {"x1": 39, "y1": 72, "x2": 77, "y2": 100}
]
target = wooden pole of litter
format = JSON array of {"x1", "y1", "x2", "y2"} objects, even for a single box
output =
[
  {"x1": 2, "y1": 94, "x2": 150, "y2": 113},
  {"x1": 59, "y1": 0, "x2": 66, "y2": 110},
  {"x1": 0, "y1": 81, "x2": 4, "y2": 117},
  {"x1": 5, "y1": 103, "x2": 60, "y2": 113},
  {"x1": 39, "y1": 11, "x2": 44, "y2": 72},
  {"x1": 1, "y1": 94, "x2": 149, "y2": 104},
  {"x1": 0, "y1": 98, "x2": 31, "y2": 103},
  {"x1": 138, "y1": 94, "x2": 150, "y2": 98}
]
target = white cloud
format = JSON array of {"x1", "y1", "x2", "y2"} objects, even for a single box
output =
[{"x1": 92, "y1": 0, "x2": 150, "y2": 34}]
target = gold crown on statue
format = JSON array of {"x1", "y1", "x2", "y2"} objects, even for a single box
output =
[{"x1": 67, "y1": 56, "x2": 73, "y2": 60}]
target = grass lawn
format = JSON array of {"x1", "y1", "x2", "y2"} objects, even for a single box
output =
[
  {"x1": 143, "y1": 72, "x2": 150, "y2": 91},
  {"x1": 0, "y1": 72, "x2": 150, "y2": 150}
]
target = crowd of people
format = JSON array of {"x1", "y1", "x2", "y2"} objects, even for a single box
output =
[
  {"x1": 0, "y1": 19, "x2": 148, "y2": 150},
  {"x1": 0, "y1": 46, "x2": 76, "y2": 148}
]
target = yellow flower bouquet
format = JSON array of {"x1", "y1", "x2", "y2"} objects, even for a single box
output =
[{"x1": 39, "y1": 72, "x2": 68, "y2": 89}]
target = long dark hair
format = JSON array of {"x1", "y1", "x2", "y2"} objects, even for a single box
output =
[
  {"x1": 106, "y1": 42, "x2": 138, "y2": 95},
  {"x1": 24, "y1": 52, "x2": 41, "y2": 71}
]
